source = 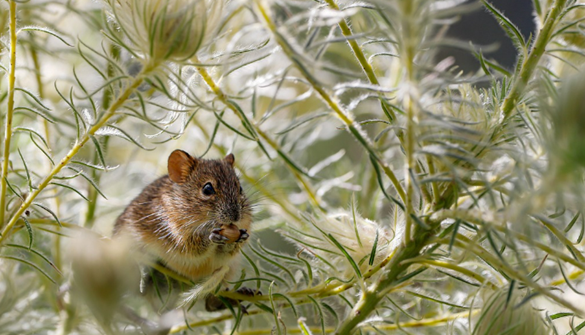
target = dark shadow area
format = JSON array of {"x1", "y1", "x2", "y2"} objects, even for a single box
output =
[{"x1": 437, "y1": 0, "x2": 536, "y2": 73}]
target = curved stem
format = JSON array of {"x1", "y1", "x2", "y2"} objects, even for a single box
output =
[
  {"x1": 84, "y1": 44, "x2": 121, "y2": 228},
  {"x1": 335, "y1": 223, "x2": 437, "y2": 334},
  {"x1": 497, "y1": 0, "x2": 567, "y2": 120},
  {"x1": 0, "y1": 1, "x2": 18, "y2": 228},
  {"x1": 323, "y1": 0, "x2": 433, "y2": 207},
  {"x1": 0, "y1": 69, "x2": 150, "y2": 244},
  {"x1": 254, "y1": 1, "x2": 406, "y2": 205},
  {"x1": 193, "y1": 56, "x2": 323, "y2": 210}
]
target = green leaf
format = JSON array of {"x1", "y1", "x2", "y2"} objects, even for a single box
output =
[
  {"x1": 15, "y1": 87, "x2": 51, "y2": 111},
  {"x1": 565, "y1": 320, "x2": 585, "y2": 335},
  {"x1": 307, "y1": 295, "x2": 325, "y2": 335},
  {"x1": 20, "y1": 216, "x2": 34, "y2": 250},
  {"x1": 213, "y1": 112, "x2": 256, "y2": 141},
  {"x1": 482, "y1": 0, "x2": 526, "y2": 51},
  {"x1": 250, "y1": 246, "x2": 295, "y2": 283},
  {"x1": 201, "y1": 111, "x2": 221, "y2": 157},
  {"x1": 268, "y1": 282, "x2": 282, "y2": 335},
  {"x1": 17, "y1": 149, "x2": 34, "y2": 192},
  {"x1": 550, "y1": 312, "x2": 574, "y2": 320},
  {"x1": 242, "y1": 250, "x2": 261, "y2": 290},
  {"x1": 558, "y1": 260, "x2": 584, "y2": 295},
  {"x1": 368, "y1": 229, "x2": 379, "y2": 266},
  {"x1": 276, "y1": 112, "x2": 330, "y2": 135},
  {"x1": 351, "y1": 194, "x2": 363, "y2": 248},
  {"x1": 20, "y1": 26, "x2": 73, "y2": 47},
  {"x1": 5, "y1": 244, "x2": 61, "y2": 274},
  {"x1": 67, "y1": 167, "x2": 107, "y2": 200},
  {"x1": 405, "y1": 290, "x2": 468, "y2": 309},
  {"x1": 95, "y1": 126, "x2": 154, "y2": 151},
  {"x1": 327, "y1": 233, "x2": 362, "y2": 279},
  {"x1": 273, "y1": 293, "x2": 297, "y2": 318},
  {"x1": 369, "y1": 155, "x2": 405, "y2": 211},
  {"x1": 564, "y1": 212, "x2": 581, "y2": 233},
  {"x1": 0, "y1": 255, "x2": 56, "y2": 284},
  {"x1": 32, "y1": 203, "x2": 61, "y2": 227},
  {"x1": 50, "y1": 182, "x2": 89, "y2": 201}
]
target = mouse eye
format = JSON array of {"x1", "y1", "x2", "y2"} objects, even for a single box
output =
[{"x1": 202, "y1": 183, "x2": 215, "y2": 196}]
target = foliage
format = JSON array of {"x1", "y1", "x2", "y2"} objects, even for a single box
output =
[{"x1": 1, "y1": 0, "x2": 585, "y2": 334}]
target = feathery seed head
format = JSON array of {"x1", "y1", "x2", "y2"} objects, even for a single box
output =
[
  {"x1": 105, "y1": 0, "x2": 225, "y2": 64},
  {"x1": 292, "y1": 211, "x2": 395, "y2": 275},
  {"x1": 473, "y1": 287, "x2": 547, "y2": 335}
]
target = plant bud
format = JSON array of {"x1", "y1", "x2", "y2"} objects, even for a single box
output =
[
  {"x1": 105, "y1": 0, "x2": 225, "y2": 64},
  {"x1": 473, "y1": 287, "x2": 547, "y2": 335},
  {"x1": 289, "y1": 210, "x2": 394, "y2": 276}
]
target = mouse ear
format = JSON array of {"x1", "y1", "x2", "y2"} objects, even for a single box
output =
[
  {"x1": 224, "y1": 153, "x2": 235, "y2": 166},
  {"x1": 168, "y1": 150, "x2": 197, "y2": 183}
]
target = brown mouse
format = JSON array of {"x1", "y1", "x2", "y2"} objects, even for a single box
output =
[{"x1": 113, "y1": 150, "x2": 252, "y2": 283}]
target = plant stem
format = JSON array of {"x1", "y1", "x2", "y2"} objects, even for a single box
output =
[
  {"x1": 227, "y1": 310, "x2": 479, "y2": 335},
  {"x1": 30, "y1": 34, "x2": 64, "y2": 270},
  {"x1": 84, "y1": 44, "x2": 120, "y2": 228},
  {"x1": 335, "y1": 223, "x2": 436, "y2": 334},
  {"x1": 0, "y1": 69, "x2": 150, "y2": 244},
  {"x1": 498, "y1": 0, "x2": 567, "y2": 120},
  {"x1": 255, "y1": 0, "x2": 406, "y2": 204},
  {"x1": 323, "y1": 0, "x2": 433, "y2": 207},
  {"x1": 453, "y1": 236, "x2": 584, "y2": 315},
  {"x1": 0, "y1": 1, "x2": 18, "y2": 228},
  {"x1": 192, "y1": 56, "x2": 323, "y2": 210},
  {"x1": 322, "y1": 0, "x2": 396, "y2": 122}
]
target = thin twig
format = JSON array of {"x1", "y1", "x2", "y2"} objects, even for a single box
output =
[
  {"x1": 0, "y1": 67, "x2": 152, "y2": 244},
  {"x1": 0, "y1": 1, "x2": 18, "y2": 228}
]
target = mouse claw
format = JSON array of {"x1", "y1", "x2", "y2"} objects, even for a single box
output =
[
  {"x1": 236, "y1": 229, "x2": 249, "y2": 243},
  {"x1": 209, "y1": 228, "x2": 229, "y2": 244}
]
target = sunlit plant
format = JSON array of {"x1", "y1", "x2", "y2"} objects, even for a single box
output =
[{"x1": 1, "y1": 0, "x2": 585, "y2": 334}]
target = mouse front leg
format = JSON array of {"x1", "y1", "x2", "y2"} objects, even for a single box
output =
[
  {"x1": 236, "y1": 229, "x2": 249, "y2": 243},
  {"x1": 209, "y1": 228, "x2": 230, "y2": 244}
]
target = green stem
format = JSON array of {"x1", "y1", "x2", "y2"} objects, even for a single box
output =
[
  {"x1": 497, "y1": 0, "x2": 567, "y2": 120},
  {"x1": 0, "y1": 69, "x2": 150, "y2": 244},
  {"x1": 323, "y1": 0, "x2": 434, "y2": 208},
  {"x1": 0, "y1": 1, "x2": 18, "y2": 228},
  {"x1": 335, "y1": 223, "x2": 437, "y2": 334},
  {"x1": 452, "y1": 236, "x2": 584, "y2": 315},
  {"x1": 324, "y1": 0, "x2": 381, "y2": 87},
  {"x1": 399, "y1": 0, "x2": 417, "y2": 244},
  {"x1": 84, "y1": 44, "x2": 120, "y2": 228},
  {"x1": 193, "y1": 56, "x2": 323, "y2": 210},
  {"x1": 30, "y1": 33, "x2": 64, "y2": 271},
  {"x1": 255, "y1": 1, "x2": 406, "y2": 204}
]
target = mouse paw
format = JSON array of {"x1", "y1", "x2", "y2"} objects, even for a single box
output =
[
  {"x1": 209, "y1": 228, "x2": 229, "y2": 244},
  {"x1": 236, "y1": 286, "x2": 262, "y2": 297},
  {"x1": 235, "y1": 229, "x2": 249, "y2": 243}
]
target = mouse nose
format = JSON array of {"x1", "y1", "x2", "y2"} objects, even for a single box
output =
[
  {"x1": 226, "y1": 204, "x2": 240, "y2": 223},
  {"x1": 231, "y1": 211, "x2": 240, "y2": 223}
]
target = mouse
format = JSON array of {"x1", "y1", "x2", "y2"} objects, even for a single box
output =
[{"x1": 113, "y1": 149, "x2": 252, "y2": 297}]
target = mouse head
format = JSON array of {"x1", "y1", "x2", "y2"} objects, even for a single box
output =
[{"x1": 167, "y1": 150, "x2": 251, "y2": 228}]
